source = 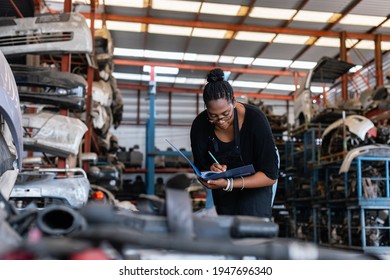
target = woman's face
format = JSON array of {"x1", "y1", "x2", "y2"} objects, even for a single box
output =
[{"x1": 206, "y1": 98, "x2": 234, "y2": 129}]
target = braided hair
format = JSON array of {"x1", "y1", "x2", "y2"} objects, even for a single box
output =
[{"x1": 203, "y1": 68, "x2": 234, "y2": 104}]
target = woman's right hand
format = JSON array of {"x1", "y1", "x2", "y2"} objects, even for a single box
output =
[{"x1": 210, "y1": 163, "x2": 227, "y2": 172}]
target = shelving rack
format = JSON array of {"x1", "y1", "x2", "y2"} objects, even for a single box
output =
[{"x1": 285, "y1": 123, "x2": 390, "y2": 254}]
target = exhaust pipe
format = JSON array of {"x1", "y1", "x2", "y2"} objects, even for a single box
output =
[{"x1": 36, "y1": 205, "x2": 86, "y2": 236}]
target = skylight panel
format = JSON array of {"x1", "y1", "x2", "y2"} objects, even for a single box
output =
[
  {"x1": 192, "y1": 28, "x2": 228, "y2": 39},
  {"x1": 148, "y1": 24, "x2": 192, "y2": 36},
  {"x1": 383, "y1": 19, "x2": 390, "y2": 28},
  {"x1": 293, "y1": 10, "x2": 335, "y2": 23},
  {"x1": 339, "y1": 14, "x2": 386, "y2": 26},
  {"x1": 231, "y1": 81, "x2": 267, "y2": 89},
  {"x1": 252, "y1": 58, "x2": 292, "y2": 68},
  {"x1": 266, "y1": 83, "x2": 296, "y2": 91},
  {"x1": 47, "y1": 0, "x2": 145, "y2": 8},
  {"x1": 314, "y1": 37, "x2": 359, "y2": 48},
  {"x1": 193, "y1": 54, "x2": 219, "y2": 63},
  {"x1": 290, "y1": 61, "x2": 317, "y2": 70},
  {"x1": 218, "y1": 56, "x2": 236, "y2": 64},
  {"x1": 200, "y1": 3, "x2": 242, "y2": 16},
  {"x1": 233, "y1": 57, "x2": 254, "y2": 65},
  {"x1": 152, "y1": 0, "x2": 200, "y2": 13},
  {"x1": 144, "y1": 50, "x2": 184, "y2": 60},
  {"x1": 273, "y1": 34, "x2": 311, "y2": 45},
  {"x1": 249, "y1": 7, "x2": 296, "y2": 20},
  {"x1": 235, "y1": 31, "x2": 275, "y2": 42}
]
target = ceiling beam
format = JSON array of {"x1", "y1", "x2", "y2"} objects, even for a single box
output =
[
  {"x1": 82, "y1": 13, "x2": 390, "y2": 41},
  {"x1": 114, "y1": 59, "x2": 306, "y2": 77},
  {"x1": 118, "y1": 83, "x2": 293, "y2": 100}
]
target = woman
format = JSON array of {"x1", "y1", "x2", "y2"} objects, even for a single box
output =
[{"x1": 190, "y1": 68, "x2": 279, "y2": 219}]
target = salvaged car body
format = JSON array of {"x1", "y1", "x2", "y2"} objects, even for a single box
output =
[
  {"x1": 11, "y1": 64, "x2": 87, "y2": 112},
  {"x1": 294, "y1": 57, "x2": 356, "y2": 127},
  {"x1": 0, "y1": 12, "x2": 92, "y2": 56},
  {"x1": 22, "y1": 111, "x2": 88, "y2": 157},
  {"x1": 0, "y1": 50, "x2": 23, "y2": 200}
]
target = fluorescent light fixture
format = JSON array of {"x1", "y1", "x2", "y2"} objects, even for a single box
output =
[
  {"x1": 234, "y1": 57, "x2": 254, "y2": 65},
  {"x1": 113, "y1": 72, "x2": 143, "y2": 81},
  {"x1": 192, "y1": 28, "x2": 228, "y2": 39},
  {"x1": 148, "y1": 24, "x2": 192, "y2": 36},
  {"x1": 290, "y1": 61, "x2": 317, "y2": 69},
  {"x1": 273, "y1": 34, "x2": 311, "y2": 45},
  {"x1": 114, "y1": 48, "x2": 144, "y2": 57},
  {"x1": 294, "y1": 10, "x2": 334, "y2": 23},
  {"x1": 200, "y1": 3, "x2": 242, "y2": 16},
  {"x1": 266, "y1": 83, "x2": 296, "y2": 91},
  {"x1": 250, "y1": 7, "x2": 296, "y2": 20},
  {"x1": 143, "y1": 66, "x2": 179, "y2": 75},
  {"x1": 235, "y1": 31, "x2": 275, "y2": 42},
  {"x1": 340, "y1": 14, "x2": 386, "y2": 26},
  {"x1": 152, "y1": 0, "x2": 200, "y2": 13},
  {"x1": 174, "y1": 77, "x2": 187, "y2": 84},
  {"x1": 156, "y1": 76, "x2": 176, "y2": 83},
  {"x1": 231, "y1": 81, "x2": 267, "y2": 89},
  {"x1": 144, "y1": 50, "x2": 184, "y2": 60},
  {"x1": 252, "y1": 58, "x2": 292, "y2": 68}
]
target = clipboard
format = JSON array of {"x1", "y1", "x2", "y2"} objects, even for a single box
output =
[{"x1": 165, "y1": 139, "x2": 255, "y2": 180}]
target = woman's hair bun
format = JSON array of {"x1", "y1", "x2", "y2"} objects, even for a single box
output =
[{"x1": 207, "y1": 68, "x2": 224, "y2": 83}]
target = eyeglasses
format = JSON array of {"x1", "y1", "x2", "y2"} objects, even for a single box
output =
[{"x1": 207, "y1": 104, "x2": 234, "y2": 124}]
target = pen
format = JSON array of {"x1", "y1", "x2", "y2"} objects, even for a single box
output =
[{"x1": 208, "y1": 151, "x2": 220, "y2": 165}]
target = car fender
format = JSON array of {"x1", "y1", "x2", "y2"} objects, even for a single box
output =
[{"x1": 322, "y1": 115, "x2": 374, "y2": 141}]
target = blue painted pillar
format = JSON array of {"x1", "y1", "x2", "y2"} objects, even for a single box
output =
[{"x1": 145, "y1": 67, "x2": 156, "y2": 195}]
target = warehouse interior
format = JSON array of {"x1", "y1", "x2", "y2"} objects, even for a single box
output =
[{"x1": 1, "y1": 0, "x2": 390, "y2": 259}]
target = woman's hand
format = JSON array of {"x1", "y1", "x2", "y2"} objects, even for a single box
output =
[
  {"x1": 210, "y1": 163, "x2": 227, "y2": 172},
  {"x1": 197, "y1": 177, "x2": 228, "y2": 190}
]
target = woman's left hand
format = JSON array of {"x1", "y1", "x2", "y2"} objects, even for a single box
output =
[{"x1": 198, "y1": 177, "x2": 228, "y2": 190}]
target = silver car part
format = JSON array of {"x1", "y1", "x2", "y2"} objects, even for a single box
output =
[
  {"x1": 322, "y1": 115, "x2": 375, "y2": 141},
  {"x1": 0, "y1": 50, "x2": 23, "y2": 200},
  {"x1": 0, "y1": 51, "x2": 23, "y2": 169},
  {"x1": 339, "y1": 144, "x2": 390, "y2": 174},
  {"x1": 22, "y1": 111, "x2": 88, "y2": 157},
  {"x1": 95, "y1": 25, "x2": 114, "y2": 62},
  {"x1": 92, "y1": 80, "x2": 113, "y2": 107},
  {"x1": 0, "y1": 13, "x2": 92, "y2": 56},
  {"x1": 10, "y1": 168, "x2": 90, "y2": 209}
]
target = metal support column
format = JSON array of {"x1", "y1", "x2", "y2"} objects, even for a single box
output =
[{"x1": 145, "y1": 67, "x2": 156, "y2": 194}]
